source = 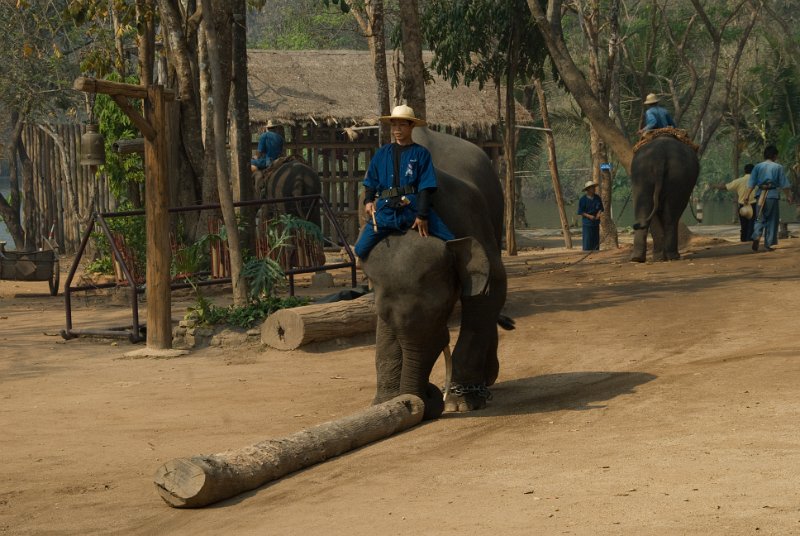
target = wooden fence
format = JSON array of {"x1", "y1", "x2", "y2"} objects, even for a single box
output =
[
  {"x1": 21, "y1": 124, "x2": 116, "y2": 253},
  {"x1": 16, "y1": 122, "x2": 501, "y2": 252}
]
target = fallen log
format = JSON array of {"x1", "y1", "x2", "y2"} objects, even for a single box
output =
[
  {"x1": 261, "y1": 293, "x2": 376, "y2": 350},
  {"x1": 153, "y1": 394, "x2": 424, "y2": 508}
]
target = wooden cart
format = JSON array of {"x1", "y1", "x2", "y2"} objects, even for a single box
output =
[{"x1": 0, "y1": 241, "x2": 60, "y2": 296}]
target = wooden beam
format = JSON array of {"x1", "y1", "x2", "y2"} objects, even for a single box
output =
[
  {"x1": 111, "y1": 138, "x2": 145, "y2": 155},
  {"x1": 73, "y1": 76, "x2": 175, "y2": 101},
  {"x1": 111, "y1": 95, "x2": 157, "y2": 141},
  {"x1": 143, "y1": 85, "x2": 173, "y2": 350}
]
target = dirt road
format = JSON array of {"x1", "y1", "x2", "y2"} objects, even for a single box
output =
[{"x1": 1, "y1": 231, "x2": 799, "y2": 535}]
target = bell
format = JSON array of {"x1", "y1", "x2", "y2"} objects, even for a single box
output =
[{"x1": 80, "y1": 123, "x2": 106, "y2": 166}]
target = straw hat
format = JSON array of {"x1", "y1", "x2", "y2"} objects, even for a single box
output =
[
  {"x1": 379, "y1": 104, "x2": 427, "y2": 126},
  {"x1": 265, "y1": 120, "x2": 278, "y2": 129},
  {"x1": 582, "y1": 180, "x2": 598, "y2": 191},
  {"x1": 739, "y1": 204, "x2": 753, "y2": 219},
  {"x1": 644, "y1": 93, "x2": 660, "y2": 105}
]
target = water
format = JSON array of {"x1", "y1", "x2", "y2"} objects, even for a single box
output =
[
  {"x1": 0, "y1": 176, "x2": 11, "y2": 245},
  {"x1": 520, "y1": 196, "x2": 795, "y2": 229}
]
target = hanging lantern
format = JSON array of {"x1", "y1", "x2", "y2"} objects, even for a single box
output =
[{"x1": 80, "y1": 123, "x2": 105, "y2": 166}]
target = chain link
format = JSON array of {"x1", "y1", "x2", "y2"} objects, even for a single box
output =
[{"x1": 446, "y1": 383, "x2": 493, "y2": 401}]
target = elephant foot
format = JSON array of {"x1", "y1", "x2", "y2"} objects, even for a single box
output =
[
  {"x1": 422, "y1": 382, "x2": 444, "y2": 420},
  {"x1": 663, "y1": 252, "x2": 680, "y2": 261},
  {"x1": 630, "y1": 254, "x2": 646, "y2": 263},
  {"x1": 444, "y1": 383, "x2": 492, "y2": 413}
]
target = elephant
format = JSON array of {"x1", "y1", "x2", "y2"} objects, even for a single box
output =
[
  {"x1": 361, "y1": 127, "x2": 509, "y2": 420},
  {"x1": 254, "y1": 156, "x2": 322, "y2": 228},
  {"x1": 630, "y1": 136, "x2": 699, "y2": 262}
]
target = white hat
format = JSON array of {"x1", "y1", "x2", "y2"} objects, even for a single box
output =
[
  {"x1": 739, "y1": 204, "x2": 753, "y2": 219},
  {"x1": 644, "y1": 93, "x2": 660, "y2": 105},
  {"x1": 582, "y1": 180, "x2": 598, "y2": 191},
  {"x1": 379, "y1": 104, "x2": 426, "y2": 126},
  {"x1": 265, "y1": 120, "x2": 278, "y2": 129}
]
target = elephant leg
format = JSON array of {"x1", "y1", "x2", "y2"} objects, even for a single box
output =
[
  {"x1": 446, "y1": 296, "x2": 493, "y2": 413},
  {"x1": 397, "y1": 329, "x2": 448, "y2": 420},
  {"x1": 650, "y1": 215, "x2": 666, "y2": 261},
  {"x1": 372, "y1": 316, "x2": 402, "y2": 405},
  {"x1": 631, "y1": 228, "x2": 648, "y2": 263},
  {"x1": 660, "y1": 210, "x2": 681, "y2": 260}
]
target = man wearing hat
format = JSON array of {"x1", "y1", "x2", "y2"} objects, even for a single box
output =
[
  {"x1": 744, "y1": 145, "x2": 795, "y2": 251},
  {"x1": 250, "y1": 120, "x2": 284, "y2": 171},
  {"x1": 577, "y1": 180, "x2": 604, "y2": 251},
  {"x1": 638, "y1": 93, "x2": 675, "y2": 135},
  {"x1": 354, "y1": 104, "x2": 454, "y2": 259}
]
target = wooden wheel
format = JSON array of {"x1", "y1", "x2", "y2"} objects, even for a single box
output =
[{"x1": 48, "y1": 258, "x2": 60, "y2": 296}]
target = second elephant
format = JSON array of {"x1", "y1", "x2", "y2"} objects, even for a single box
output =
[{"x1": 630, "y1": 136, "x2": 700, "y2": 262}]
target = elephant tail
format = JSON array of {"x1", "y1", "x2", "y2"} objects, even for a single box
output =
[
  {"x1": 632, "y1": 172, "x2": 664, "y2": 230},
  {"x1": 497, "y1": 314, "x2": 515, "y2": 331}
]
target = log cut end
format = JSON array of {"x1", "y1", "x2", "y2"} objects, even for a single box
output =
[
  {"x1": 153, "y1": 457, "x2": 211, "y2": 508},
  {"x1": 260, "y1": 309, "x2": 305, "y2": 350}
]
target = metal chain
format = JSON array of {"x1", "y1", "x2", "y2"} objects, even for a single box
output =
[{"x1": 446, "y1": 383, "x2": 493, "y2": 401}]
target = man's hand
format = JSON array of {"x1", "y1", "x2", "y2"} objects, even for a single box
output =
[
  {"x1": 412, "y1": 217, "x2": 429, "y2": 237},
  {"x1": 365, "y1": 201, "x2": 375, "y2": 217}
]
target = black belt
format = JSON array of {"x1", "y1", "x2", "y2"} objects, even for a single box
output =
[{"x1": 378, "y1": 185, "x2": 416, "y2": 199}]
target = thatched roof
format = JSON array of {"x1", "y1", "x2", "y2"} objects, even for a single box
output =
[{"x1": 247, "y1": 49, "x2": 532, "y2": 135}]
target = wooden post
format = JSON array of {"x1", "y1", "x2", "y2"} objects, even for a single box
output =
[{"x1": 73, "y1": 77, "x2": 176, "y2": 349}]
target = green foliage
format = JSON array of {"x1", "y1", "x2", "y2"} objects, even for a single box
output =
[
  {"x1": 422, "y1": 0, "x2": 547, "y2": 89},
  {"x1": 248, "y1": 1, "x2": 365, "y2": 50},
  {"x1": 88, "y1": 211, "x2": 147, "y2": 277},
  {"x1": 242, "y1": 257, "x2": 286, "y2": 301},
  {"x1": 95, "y1": 73, "x2": 145, "y2": 204},
  {"x1": 186, "y1": 293, "x2": 309, "y2": 329}
]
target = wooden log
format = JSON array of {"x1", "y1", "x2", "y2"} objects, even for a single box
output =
[
  {"x1": 153, "y1": 394, "x2": 424, "y2": 508},
  {"x1": 112, "y1": 138, "x2": 145, "y2": 155},
  {"x1": 261, "y1": 293, "x2": 376, "y2": 350}
]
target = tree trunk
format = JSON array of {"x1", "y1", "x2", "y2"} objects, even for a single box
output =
[
  {"x1": 153, "y1": 394, "x2": 424, "y2": 508},
  {"x1": 0, "y1": 113, "x2": 25, "y2": 248},
  {"x1": 200, "y1": 0, "x2": 248, "y2": 305},
  {"x1": 369, "y1": 0, "x2": 391, "y2": 144},
  {"x1": 526, "y1": 0, "x2": 634, "y2": 173},
  {"x1": 261, "y1": 294, "x2": 377, "y2": 350},
  {"x1": 502, "y1": 22, "x2": 519, "y2": 256},
  {"x1": 399, "y1": 0, "x2": 426, "y2": 118},
  {"x1": 136, "y1": 0, "x2": 156, "y2": 86},
  {"x1": 534, "y1": 78, "x2": 572, "y2": 249},
  {"x1": 230, "y1": 2, "x2": 255, "y2": 252}
]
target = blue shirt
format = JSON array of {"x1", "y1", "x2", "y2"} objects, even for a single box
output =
[
  {"x1": 747, "y1": 160, "x2": 790, "y2": 200},
  {"x1": 644, "y1": 105, "x2": 675, "y2": 130},
  {"x1": 257, "y1": 131, "x2": 284, "y2": 160},
  {"x1": 364, "y1": 143, "x2": 437, "y2": 209},
  {"x1": 578, "y1": 194, "x2": 604, "y2": 227}
]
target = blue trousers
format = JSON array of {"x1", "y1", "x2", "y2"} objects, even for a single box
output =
[
  {"x1": 354, "y1": 209, "x2": 454, "y2": 259},
  {"x1": 582, "y1": 224, "x2": 600, "y2": 251},
  {"x1": 752, "y1": 198, "x2": 780, "y2": 248},
  {"x1": 251, "y1": 156, "x2": 273, "y2": 170}
]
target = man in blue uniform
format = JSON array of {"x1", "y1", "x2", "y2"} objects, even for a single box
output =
[
  {"x1": 638, "y1": 93, "x2": 675, "y2": 135},
  {"x1": 577, "y1": 180, "x2": 604, "y2": 251},
  {"x1": 744, "y1": 145, "x2": 795, "y2": 251},
  {"x1": 354, "y1": 105, "x2": 454, "y2": 259},
  {"x1": 250, "y1": 120, "x2": 284, "y2": 171}
]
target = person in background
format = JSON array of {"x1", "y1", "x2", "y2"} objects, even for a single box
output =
[
  {"x1": 250, "y1": 120, "x2": 284, "y2": 172},
  {"x1": 713, "y1": 163, "x2": 756, "y2": 242},
  {"x1": 637, "y1": 93, "x2": 675, "y2": 135},
  {"x1": 354, "y1": 104, "x2": 453, "y2": 259},
  {"x1": 744, "y1": 145, "x2": 795, "y2": 252},
  {"x1": 577, "y1": 180, "x2": 604, "y2": 251}
]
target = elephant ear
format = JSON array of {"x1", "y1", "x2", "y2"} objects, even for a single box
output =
[{"x1": 446, "y1": 237, "x2": 490, "y2": 297}]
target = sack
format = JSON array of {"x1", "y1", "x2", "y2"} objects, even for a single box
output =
[{"x1": 739, "y1": 204, "x2": 753, "y2": 219}]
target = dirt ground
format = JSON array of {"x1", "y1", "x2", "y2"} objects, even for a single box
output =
[{"x1": 1, "y1": 227, "x2": 799, "y2": 535}]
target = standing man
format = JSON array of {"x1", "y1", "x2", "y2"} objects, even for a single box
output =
[
  {"x1": 354, "y1": 105, "x2": 453, "y2": 259},
  {"x1": 638, "y1": 93, "x2": 675, "y2": 135},
  {"x1": 713, "y1": 163, "x2": 756, "y2": 242},
  {"x1": 577, "y1": 180, "x2": 604, "y2": 251},
  {"x1": 745, "y1": 145, "x2": 795, "y2": 251},
  {"x1": 250, "y1": 120, "x2": 284, "y2": 172}
]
